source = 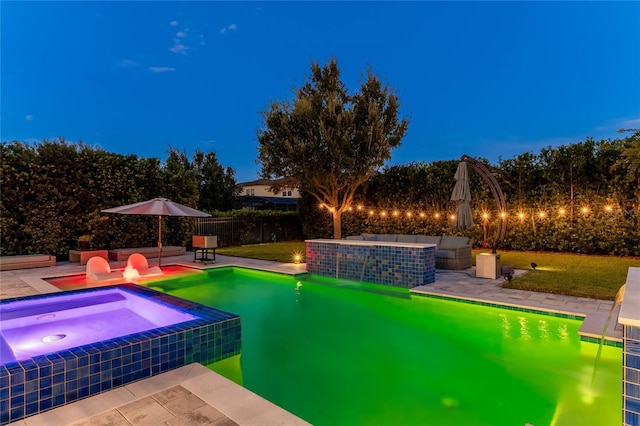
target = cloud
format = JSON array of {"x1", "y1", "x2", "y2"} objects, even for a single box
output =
[
  {"x1": 25, "y1": 115, "x2": 33, "y2": 121},
  {"x1": 176, "y1": 31, "x2": 187, "y2": 38},
  {"x1": 149, "y1": 66, "x2": 175, "y2": 73},
  {"x1": 620, "y1": 117, "x2": 640, "y2": 128},
  {"x1": 169, "y1": 40, "x2": 188, "y2": 54},
  {"x1": 120, "y1": 59, "x2": 138, "y2": 67},
  {"x1": 220, "y1": 24, "x2": 238, "y2": 34},
  {"x1": 169, "y1": 20, "x2": 178, "y2": 26}
]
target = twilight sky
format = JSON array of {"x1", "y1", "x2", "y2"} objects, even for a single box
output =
[{"x1": 2, "y1": 1, "x2": 639, "y2": 182}]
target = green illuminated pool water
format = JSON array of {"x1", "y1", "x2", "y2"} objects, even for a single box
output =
[{"x1": 146, "y1": 267, "x2": 621, "y2": 426}]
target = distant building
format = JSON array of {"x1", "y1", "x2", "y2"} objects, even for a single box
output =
[{"x1": 237, "y1": 178, "x2": 300, "y2": 211}]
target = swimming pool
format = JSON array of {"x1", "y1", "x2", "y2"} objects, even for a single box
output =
[{"x1": 146, "y1": 267, "x2": 621, "y2": 425}]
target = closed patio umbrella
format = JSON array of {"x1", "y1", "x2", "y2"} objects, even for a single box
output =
[
  {"x1": 450, "y1": 162, "x2": 474, "y2": 230},
  {"x1": 102, "y1": 197, "x2": 210, "y2": 266}
]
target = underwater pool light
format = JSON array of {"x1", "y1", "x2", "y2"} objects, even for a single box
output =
[{"x1": 42, "y1": 334, "x2": 66, "y2": 343}]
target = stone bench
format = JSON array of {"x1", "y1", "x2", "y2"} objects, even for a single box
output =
[
  {"x1": 0, "y1": 254, "x2": 56, "y2": 271},
  {"x1": 108, "y1": 246, "x2": 186, "y2": 261}
]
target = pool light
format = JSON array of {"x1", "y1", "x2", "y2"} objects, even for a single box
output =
[{"x1": 42, "y1": 334, "x2": 66, "y2": 343}]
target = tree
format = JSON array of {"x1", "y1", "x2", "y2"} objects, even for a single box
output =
[
  {"x1": 192, "y1": 149, "x2": 239, "y2": 212},
  {"x1": 257, "y1": 58, "x2": 409, "y2": 239}
]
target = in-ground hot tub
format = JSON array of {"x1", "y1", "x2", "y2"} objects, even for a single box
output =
[{"x1": 0, "y1": 284, "x2": 241, "y2": 425}]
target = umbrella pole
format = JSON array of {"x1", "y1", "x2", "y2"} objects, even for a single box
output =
[{"x1": 158, "y1": 216, "x2": 162, "y2": 267}]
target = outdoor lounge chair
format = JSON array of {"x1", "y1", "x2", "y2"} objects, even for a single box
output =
[
  {"x1": 86, "y1": 256, "x2": 124, "y2": 282},
  {"x1": 126, "y1": 253, "x2": 162, "y2": 277}
]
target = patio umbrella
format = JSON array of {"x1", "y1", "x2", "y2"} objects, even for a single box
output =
[
  {"x1": 450, "y1": 161, "x2": 474, "y2": 230},
  {"x1": 102, "y1": 197, "x2": 210, "y2": 266}
]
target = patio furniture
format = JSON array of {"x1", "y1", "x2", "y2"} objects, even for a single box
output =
[
  {"x1": 108, "y1": 246, "x2": 186, "y2": 261},
  {"x1": 126, "y1": 253, "x2": 162, "y2": 277},
  {"x1": 69, "y1": 249, "x2": 108, "y2": 265},
  {"x1": 86, "y1": 256, "x2": 124, "y2": 282},
  {"x1": 0, "y1": 254, "x2": 56, "y2": 271},
  {"x1": 192, "y1": 235, "x2": 217, "y2": 264}
]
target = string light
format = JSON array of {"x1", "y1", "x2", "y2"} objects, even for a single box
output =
[{"x1": 318, "y1": 200, "x2": 638, "y2": 222}]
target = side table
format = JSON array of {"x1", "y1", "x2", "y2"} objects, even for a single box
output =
[{"x1": 193, "y1": 247, "x2": 216, "y2": 265}]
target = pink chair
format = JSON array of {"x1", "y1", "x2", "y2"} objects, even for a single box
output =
[
  {"x1": 126, "y1": 253, "x2": 162, "y2": 277},
  {"x1": 86, "y1": 256, "x2": 123, "y2": 282}
]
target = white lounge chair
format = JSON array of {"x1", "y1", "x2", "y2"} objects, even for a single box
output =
[
  {"x1": 86, "y1": 256, "x2": 124, "y2": 282},
  {"x1": 127, "y1": 253, "x2": 162, "y2": 277}
]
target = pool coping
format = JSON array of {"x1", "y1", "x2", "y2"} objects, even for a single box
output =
[{"x1": 9, "y1": 363, "x2": 310, "y2": 426}]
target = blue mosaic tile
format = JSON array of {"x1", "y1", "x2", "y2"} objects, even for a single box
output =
[
  {"x1": 628, "y1": 355, "x2": 640, "y2": 370},
  {"x1": 627, "y1": 396, "x2": 640, "y2": 415},
  {"x1": 307, "y1": 240, "x2": 436, "y2": 288},
  {"x1": 627, "y1": 383, "x2": 640, "y2": 399},
  {"x1": 628, "y1": 341, "x2": 640, "y2": 355},
  {"x1": 627, "y1": 326, "x2": 640, "y2": 342}
]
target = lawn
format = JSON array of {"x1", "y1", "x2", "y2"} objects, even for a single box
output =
[{"x1": 217, "y1": 241, "x2": 638, "y2": 300}]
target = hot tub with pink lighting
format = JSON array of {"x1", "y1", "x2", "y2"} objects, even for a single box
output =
[{"x1": 0, "y1": 284, "x2": 241, "y2": 425}]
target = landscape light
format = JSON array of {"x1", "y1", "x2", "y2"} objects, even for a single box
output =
[
  {"x1": 406, "y1": 212, "x2": 412, "y2": 218},
  {"x1": 538, "y1": 211, "x2": 546, "y2": 219},
  {"x1": 393, "y1": 211, "x2": 399, "y2": 217}
]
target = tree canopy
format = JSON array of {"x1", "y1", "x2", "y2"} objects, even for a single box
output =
[{"x1": 257, "y1": 58, "x2": 409, "y2": 239}]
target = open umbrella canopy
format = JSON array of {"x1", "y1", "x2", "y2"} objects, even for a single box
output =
[
  {"x1": 101, "y1": 197, "x2": 210, "y2": 217},
  {"x1": 450, "y1": 162, "x2": 474, "y2": 230},
  {"x1": 102, "y1": 198, "x2": 210, "y2": 265}
]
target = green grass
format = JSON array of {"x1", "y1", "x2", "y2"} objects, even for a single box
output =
[
  {"x1": 475, "y1": 249, "x2": 636, "y2": 300},
  {"x1": 217, "y1": 241, "x2": 306, "y2": 263},
  {"x1": 217, "y1": 241, "x2": 637, "y2": 300}
]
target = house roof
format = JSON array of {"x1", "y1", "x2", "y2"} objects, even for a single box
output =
[{"x1": 237, "y1": 177, "x2": 297, "y2": 187}]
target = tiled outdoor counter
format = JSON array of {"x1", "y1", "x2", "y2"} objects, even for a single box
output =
[{"x1": 305, "y1": 239, "x2": 436, "y2": 288}]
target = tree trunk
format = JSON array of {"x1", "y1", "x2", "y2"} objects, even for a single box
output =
[{"x1": 333, "y1": 212, "x2": 342, "y2": 240}]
